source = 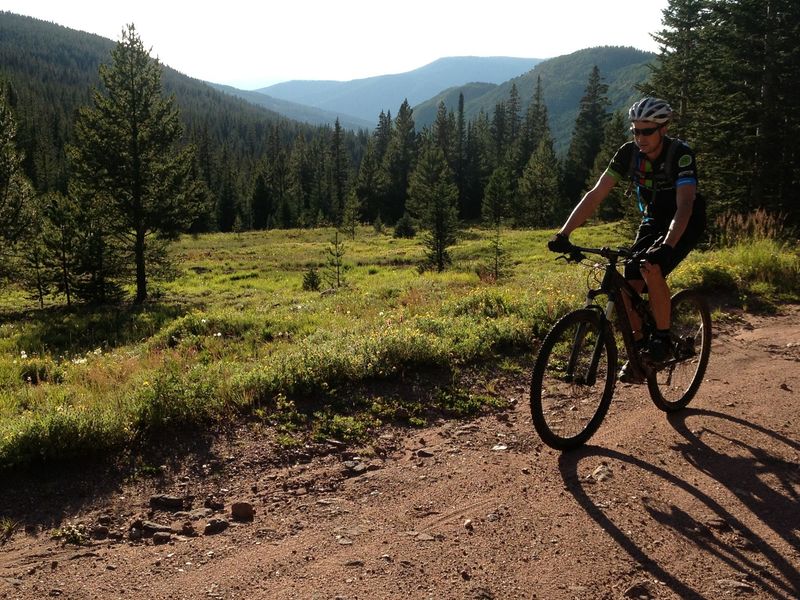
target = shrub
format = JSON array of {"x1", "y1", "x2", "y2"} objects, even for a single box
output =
[
  {"x1": 393, "y1": 212, "x2": 416, "y2": 239},
  {"x1": 302, "y1": 267, "x2": 321, "y2": 292}
]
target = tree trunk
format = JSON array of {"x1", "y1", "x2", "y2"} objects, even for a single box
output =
[{"x1": 135, "y1": 228, "x2": 147, "y2": 303}]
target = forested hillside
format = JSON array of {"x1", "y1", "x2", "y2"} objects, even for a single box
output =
[
  {"x1": 414, "y1": 46, "x2": 654, "y2": 152},
  {"x1": 1, "y1": 1, "x2": 798, "y2": 309},
  {"x1": 0, "y1": 11, "x2": 362, "y2": 208}
]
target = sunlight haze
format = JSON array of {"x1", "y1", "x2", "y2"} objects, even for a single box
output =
[{"x1": 4, "y1": 0, "x2": 668, "y2": 89}]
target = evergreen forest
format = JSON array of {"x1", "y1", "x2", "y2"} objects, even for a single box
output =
[{"x1": 1, "y1": 0, "x2": 799, "y2": 307}]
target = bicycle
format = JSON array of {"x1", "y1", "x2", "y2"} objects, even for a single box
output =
[{"x1": 530, "y1": 243, "x2": 712, "y2": 450}]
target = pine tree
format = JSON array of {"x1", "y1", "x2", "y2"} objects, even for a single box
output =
[
  {"x1": 381, "y1": 100, "x2": 416, "y2": 223},
  {"x1": 461, "y1": 113, "x2": 492, "y2": 222},
  {"x1": 454, "y1": 93, "x2": 468, "y2": 221},
  {"x1": 302, "y1": 266, "x2": 321, "y2": 292},
  {"x1": 481, "y1": 165, "x2": 513, "y2": 281},
  {"x1": 340, "y1": 189, "x2": 361, "y2": 240},
  {"x1": 0, "y1": 89, "x2": 32, "y2": 252},
  {"x1": 353, "y1": 138, "x2": 386, "y2": 223},
  {"x1": 392, "y1": 211, "x2": 416, "y2": 238},
  {"x1": 265, "y1": 125, "x2": 290, "y2": 227},
  {"x1": 69, "y1": 24, "x2": 201, "y2": 303},
  {"x1": 562, "y1": 66, "x2": 611, "y2": 205},
  {"x1": 506, "y1": 83, "x2": 522, "y2": 147},
  {"x1": 407, "y1": 140, "x2": 460, "y2": 272},
  {"x1": 590, "y1": 112, "x2": 631, "y2": 223},
  {"x1": 516, "y1": 133, "x2": 560, "y2": 227},
  {"x1": 324, "y1": 230, "x2": 346, "y2": 289},
  {"x1": 433, "y1": 101, "x2": 453, "y2": 164},
  {"x1": 330, "y1": 118, "x2": 349, "y2": 224},
  {"x1": 490, "y1": 101, "x2": 508, "y2": 169},
  {"x1": 482, "y1": 166, "x2": 512, "y2": 229},
  {"x1": 215, "y1": 146, "x2": 238, "y2": 232},
  {"x1": 69, "y1": 186, "x2": 127, "y2": 304},
  {"x1": 19, "y1": 234, "x2": 50, "y2": 309},
  {"x1": 287, "y1": 134, "x2": 312, "y2": 227},
  {"x1": 373, "y1": 110, "x2": 393, "y2": 163},
  {"x1": 518, "y1": 76, "x2": 549, "y2": 173},
  {"x1": 251, "y1": 161, "x2": 273, "y2": 229},
  {"x1": 40, "y1": 191, "x2": 82, "y2": 306}
]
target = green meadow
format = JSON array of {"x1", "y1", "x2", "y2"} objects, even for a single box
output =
[{"x1": 1, "y1": 223, "x2": 798, "y2": 469}]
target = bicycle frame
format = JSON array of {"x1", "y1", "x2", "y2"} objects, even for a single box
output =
[{"x1": 576, "y1": 248, "x2": 653, "y2": 382}]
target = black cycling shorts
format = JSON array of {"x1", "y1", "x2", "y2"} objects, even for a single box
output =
[{"x1": 624, "y1": 216, "x2": 705, "y2": 281}]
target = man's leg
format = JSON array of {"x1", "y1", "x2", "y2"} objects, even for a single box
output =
[
  {"x1": 620, "y1": 279, "x2": 646, "y2": 339},
  {"x1": 640, "y1": 262, "x2": 670, "y2": 329},
  {"x1": 640, "y1": 261, "x2": 673, "y2": 361},
  {"x1": 618, "y1": 278, "x2": 648, "y2": 383}
]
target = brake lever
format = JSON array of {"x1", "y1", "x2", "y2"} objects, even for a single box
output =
[
  {"x1": 568, "y1": 249, "x2": 586, "y2": 263},
  {"x1": 555, "y1": 250, "x2": 586, "y2": 263}
]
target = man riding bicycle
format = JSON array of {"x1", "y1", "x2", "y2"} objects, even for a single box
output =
[{"x1": 548, "y1": 97, "x2": 706, "y2": 383}]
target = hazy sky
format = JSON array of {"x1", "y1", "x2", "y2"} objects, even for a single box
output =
[{"x1": 5, "y1": 0, "x2": 668, "y2": 89}]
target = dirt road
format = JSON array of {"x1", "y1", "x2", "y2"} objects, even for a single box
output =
[{"x1": 2, "y1": 306, "x2": 799, "y2": 599}]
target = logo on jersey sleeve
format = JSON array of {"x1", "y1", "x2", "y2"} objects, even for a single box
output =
[{"x1": 678, "y1": 154, "x2": 693, "y2": 168}]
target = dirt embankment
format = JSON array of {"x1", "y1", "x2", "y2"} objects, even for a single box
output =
[{"x1": 2, "y1": 306, "x2": 799, "y2": 600}]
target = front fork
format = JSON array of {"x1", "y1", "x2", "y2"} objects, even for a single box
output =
[{"x1": 566, "y1": 303, "x2": 614, "y2": 386}]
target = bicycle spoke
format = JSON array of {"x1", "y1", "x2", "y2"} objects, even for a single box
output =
[
  {"x1": 647, "y1": 290, "x2": 711, "y2": 411},
  {"x1": 531, "y1": 310, "x2": 616, "y2": 449}
]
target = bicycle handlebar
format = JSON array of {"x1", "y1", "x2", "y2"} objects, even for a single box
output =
[{"x1": 555, "y1": 244, "x2": 634, "y2": 264}]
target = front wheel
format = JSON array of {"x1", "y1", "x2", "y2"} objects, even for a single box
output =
[
  {"x1": 530, "y1": 309, "x2": 617, "y2": 450},
  {"x1": 647, "y1": 289, "x2": 712, "y2": 411}
]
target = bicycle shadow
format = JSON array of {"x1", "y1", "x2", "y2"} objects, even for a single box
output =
[{"x1": 558, "y1": 411, "x2": 800, "y2": 599}]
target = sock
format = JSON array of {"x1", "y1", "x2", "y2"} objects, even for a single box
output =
[{"x1": 653, "y1": 329, "x2": 671, "y2": 349}]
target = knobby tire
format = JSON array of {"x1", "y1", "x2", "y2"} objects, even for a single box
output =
[
  {"x1": 647, "y1": 289, "x2": 712, "y2": 411},
  {"x1": 530, "y1": 309, "x2": 617, "y2": 450}
]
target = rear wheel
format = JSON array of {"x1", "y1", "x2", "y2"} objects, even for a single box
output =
[
  {"x1": 530, "y1": 309, "x2": 617, "y2": 450},
  {"x1": 647, "y1": 290, "x2": 711, "y2": 411}
]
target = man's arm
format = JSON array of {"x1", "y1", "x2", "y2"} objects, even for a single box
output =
[
  {"x1": 558, "y1": 173, "x2": 617, "y2": 236},
  {"x1": 663, "y1": 183, "x2": 695, "y2": 247}
]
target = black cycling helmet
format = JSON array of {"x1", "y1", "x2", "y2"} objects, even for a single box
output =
[{"x1": 629, "y1": 97, "x2": 672, "y2": 124}]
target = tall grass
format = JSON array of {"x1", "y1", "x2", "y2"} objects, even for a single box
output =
[
  {"x1": 711, "y1": 208, "x2": 794, "y2": 247},
  {"x1": 1, "y1": 224, "x2": 797, "y2": 468}
]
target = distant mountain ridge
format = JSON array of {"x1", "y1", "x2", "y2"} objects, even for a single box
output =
[
  {"x1": 208, "y1": 83, "x2": 374, "y2": 131},
  {"x1": 414, "y1": 46, "x2": 655, "y2": 152},
  {"x1": 257, "y1": 56, "x2": 542, "y2": 124}
]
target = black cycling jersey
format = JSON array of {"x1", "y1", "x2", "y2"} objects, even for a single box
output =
[
  {"x1": 606, "y1": 136, "x2": 706, "y2": 281},
  {"x1": 606, "y1": 137, "x2": 703, "y2": 230}
]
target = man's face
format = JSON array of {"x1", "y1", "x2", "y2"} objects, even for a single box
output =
[{"x1": 631, "y1": 120, "x2": 664, "y2": 156}]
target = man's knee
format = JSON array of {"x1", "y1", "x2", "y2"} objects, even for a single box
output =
[{"x1": 640, "y1": 261, "x2": 664, "y2": 280}]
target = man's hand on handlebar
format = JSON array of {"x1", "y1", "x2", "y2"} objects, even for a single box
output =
[
  {"x1": 641, "y1": 240, "x2": 673, "y2": 268},
  {"x1": 547, "y1": 233, "x2": 573, "y2": 253}
]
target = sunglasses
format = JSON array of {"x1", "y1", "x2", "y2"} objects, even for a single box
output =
[{"x1": 630, "y1": 125, "x2": 662, "y2": 136}]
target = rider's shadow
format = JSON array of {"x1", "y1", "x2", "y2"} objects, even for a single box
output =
[{"x1": 558, "y1": 410, "x2": 800, "y2": 599}]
